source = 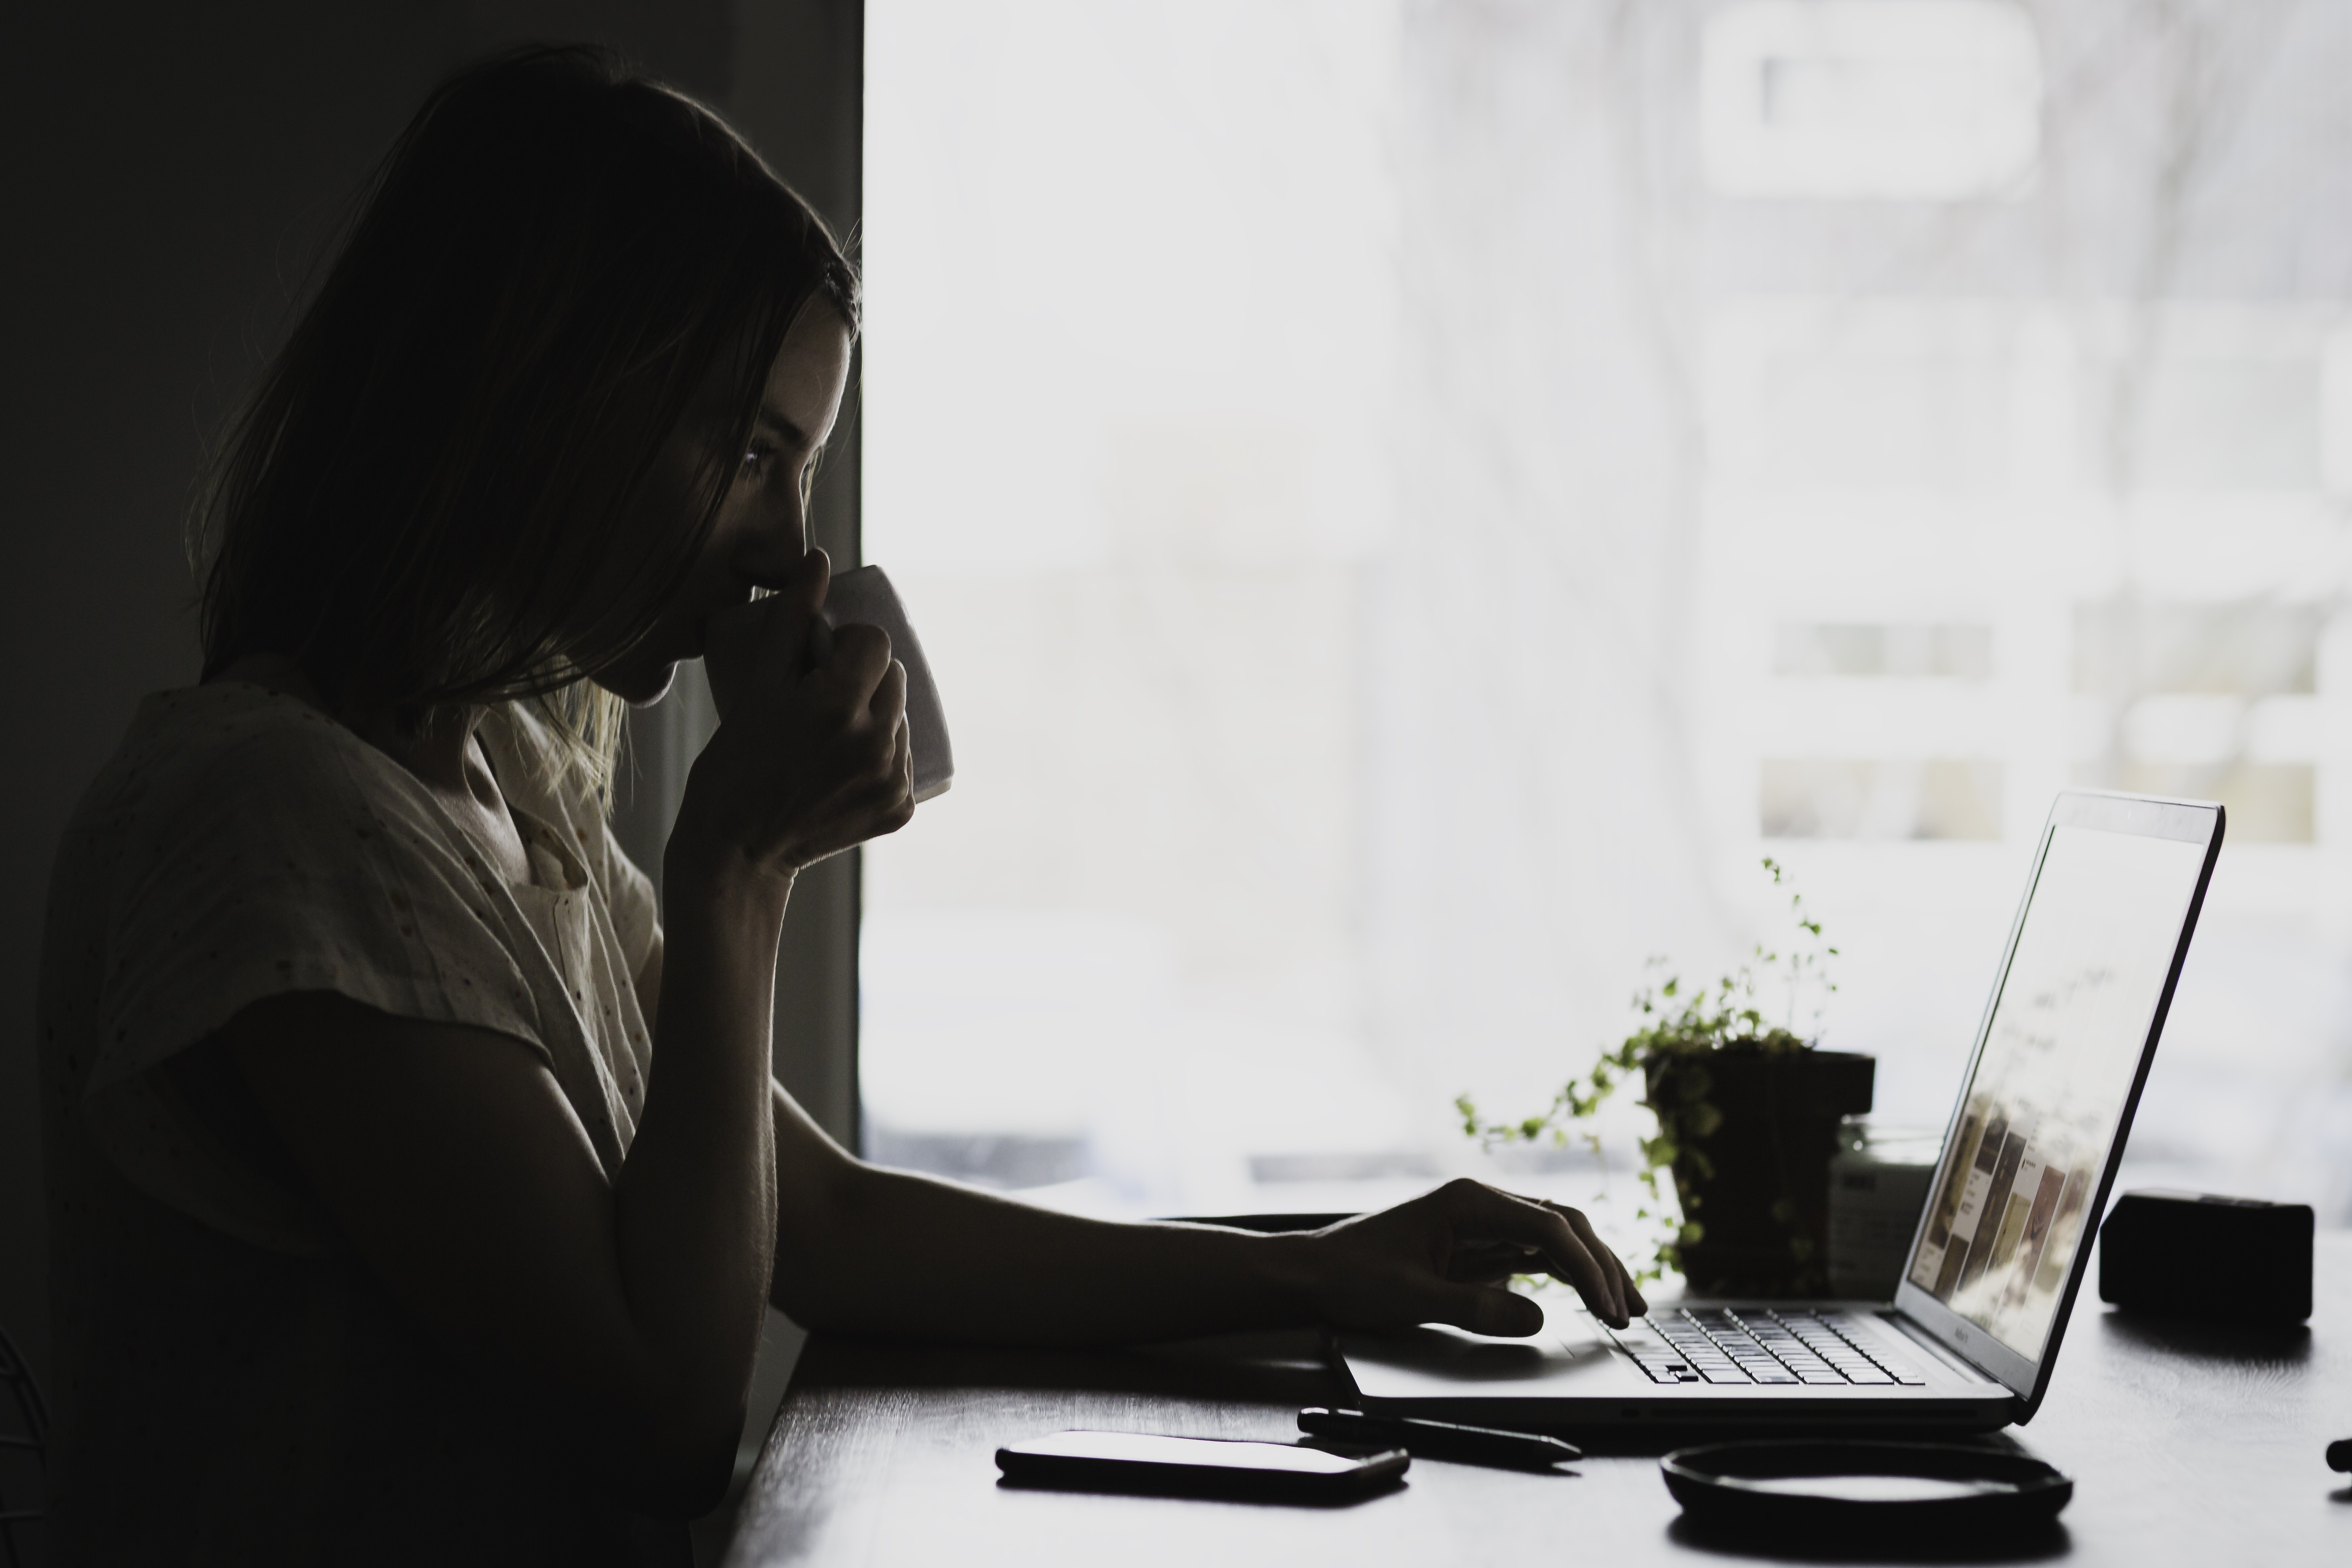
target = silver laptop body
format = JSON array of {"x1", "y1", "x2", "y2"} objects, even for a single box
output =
[{"x1": 1334, "y1": 791, "x2": 2225, "y2": 1433}]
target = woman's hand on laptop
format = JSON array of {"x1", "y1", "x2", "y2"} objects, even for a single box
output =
[{"x1": 1301, "y1": 1179, "x2": 1645, "y2": 1334}]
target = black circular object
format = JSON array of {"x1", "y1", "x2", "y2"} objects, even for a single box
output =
[{"x1": 1662, "y1": 1440, "x2": 2072, "y2": 1538}]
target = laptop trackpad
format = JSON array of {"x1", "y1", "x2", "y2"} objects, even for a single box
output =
[{"x1": 1338, "y1": 1301, "x2": 1648, "y2": 1401}]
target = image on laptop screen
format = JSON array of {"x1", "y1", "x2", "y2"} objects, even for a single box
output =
[{"x1": 1905, "y1": 820, "x2": 2209, "y2": 1360}]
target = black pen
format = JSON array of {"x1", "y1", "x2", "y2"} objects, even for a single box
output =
[{"x1": 1299, "y1": 1407, "x2": 1580, "y2": 1468}]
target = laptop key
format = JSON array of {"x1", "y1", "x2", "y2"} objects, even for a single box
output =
[{"x1": 1698, "y1": 1366, "x2": 1754, "y2": 1385}]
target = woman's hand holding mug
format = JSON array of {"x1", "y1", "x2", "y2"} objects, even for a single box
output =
[{"x1": 681, "y1": 549, "x2": 915, "y2": 881}]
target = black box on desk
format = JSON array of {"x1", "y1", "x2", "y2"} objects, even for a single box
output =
[{"x1": 2098, "y1": 1189, "x2": 2312, "y2": 1324}]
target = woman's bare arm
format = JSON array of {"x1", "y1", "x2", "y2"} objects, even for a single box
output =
[
  {"x1": 634, "y1": 923, "x2": 1636, "y2": 1345},
  {"x1": 763, "y1": 1081, "x2": 1643, "y2": 1346}
]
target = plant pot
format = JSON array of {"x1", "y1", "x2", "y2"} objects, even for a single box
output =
[{"x1": 1645, "y1": 1047, "x2": 1875, "y2": 1297}]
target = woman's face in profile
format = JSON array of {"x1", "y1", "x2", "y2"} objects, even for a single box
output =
[{"x1": 595, "y1": 302, "x2": 854, "y2": 705}]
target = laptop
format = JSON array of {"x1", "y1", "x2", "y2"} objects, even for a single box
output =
[{"x1": 1332, "y1": 790, "x2": 2225, "y2": 1433}]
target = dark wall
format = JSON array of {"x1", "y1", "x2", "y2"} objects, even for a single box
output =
[{"x1": 0, "y1": 0, "x2": 859, "y2": 1396}]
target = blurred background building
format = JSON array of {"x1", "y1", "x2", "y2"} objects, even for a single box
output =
[{"x1": 856, "y1": 0, "x2": 2352, "y2": 1249}]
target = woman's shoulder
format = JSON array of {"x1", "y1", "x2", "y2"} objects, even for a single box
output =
[
  {"x1": 48, "y1": 682, "x2": 546, "y2": 1076},
  {"x1": 76, "y1": 682, "x2": 422, "y2": 845},
  {"x1": 52, "y1": 683, "x2": 486, "y2": 928}
]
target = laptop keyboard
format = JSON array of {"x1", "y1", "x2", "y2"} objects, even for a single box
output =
[{"x1": 1610, "y1": 1308, "x2": 1929, "y2": 1387}]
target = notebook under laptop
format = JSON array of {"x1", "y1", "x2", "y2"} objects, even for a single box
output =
[{"x1": 1333, "y1": 790, "x2": 2224, "y2": 1433}]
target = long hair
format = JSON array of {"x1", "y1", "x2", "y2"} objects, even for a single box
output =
[{"x1": 192, "y1": 45, "x2": 858, "y2": 801}]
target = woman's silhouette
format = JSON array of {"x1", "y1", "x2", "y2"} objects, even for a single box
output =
[{"x1": 37, "y1": 46, "x2": 1637, "y2": 1563}]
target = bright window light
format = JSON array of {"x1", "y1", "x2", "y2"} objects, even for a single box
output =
[
  {"x1": 1701, "y1": 0, "x2": 2041, "y2": 200},
  {"x1": 861, "y1": 0, "x2": 2352, "y2": 1239}
]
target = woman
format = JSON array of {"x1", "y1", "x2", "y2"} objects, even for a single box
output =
[{"x1": 36, "y1": 46, "x2": 1640, "y2": 1564}]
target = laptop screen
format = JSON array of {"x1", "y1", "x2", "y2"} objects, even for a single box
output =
[{"x1": 1903, "y1": 814, "x2": 2212, "y2": 1362}]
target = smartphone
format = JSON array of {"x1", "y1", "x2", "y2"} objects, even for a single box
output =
[
  {"x1": 995, "y1": 1430, "x2": 1408, "y2": 1501},
  {"x1": 815, "y1": 564, "x2": 953, "y2": 803}
]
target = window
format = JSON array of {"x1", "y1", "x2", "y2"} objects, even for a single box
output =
[
  {"x1": 1700, "y1": 0, "x2": 2041, "y2": 200},
  {"x1": 2072, "y1": 600, "x2": 2326, "y2": 843},
  {"x1": 1761, "y1": 759, "x2": 2005, "y2": 841},
  {"x1": 862, "y1": 0, "x2": 2352, "y2": 1239},
  {"x1": 1774, "y1": 623, "x2": 1995, "y2": 680}
]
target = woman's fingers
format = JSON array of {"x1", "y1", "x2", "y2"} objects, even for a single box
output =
[
  {"x1": 867, "y1": 657, "x2": 908, "y2": 732},
  {"x1": 742, "y1": 546, "x2": 831, "y2": 629},
  {"x1": 706, "y1": 552, "x2": 836, "y2": 717},
  {"x1": 1546, "y1": 1200, "x2": 1647, "y2": 1318},
  {"x1": 812, "y1": 629, "x2": 906, "y2": 778},
  {"x1": 743, "y1": 544, "x2": 831, "y2": 605},
  {"x1": 1514, "y1": 1196, "x2": 1629, "y2": 1323},
  {"x1": 678, "y1": 559, "x2": 927, "y2": 881},
  {"x1": 817, "y1": 621, "x2": 896, "y2": 705}
]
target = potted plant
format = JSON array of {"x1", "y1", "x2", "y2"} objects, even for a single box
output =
[{"x1": 1458, "y1": 860, "x2": 1871, "y2": 1296}]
